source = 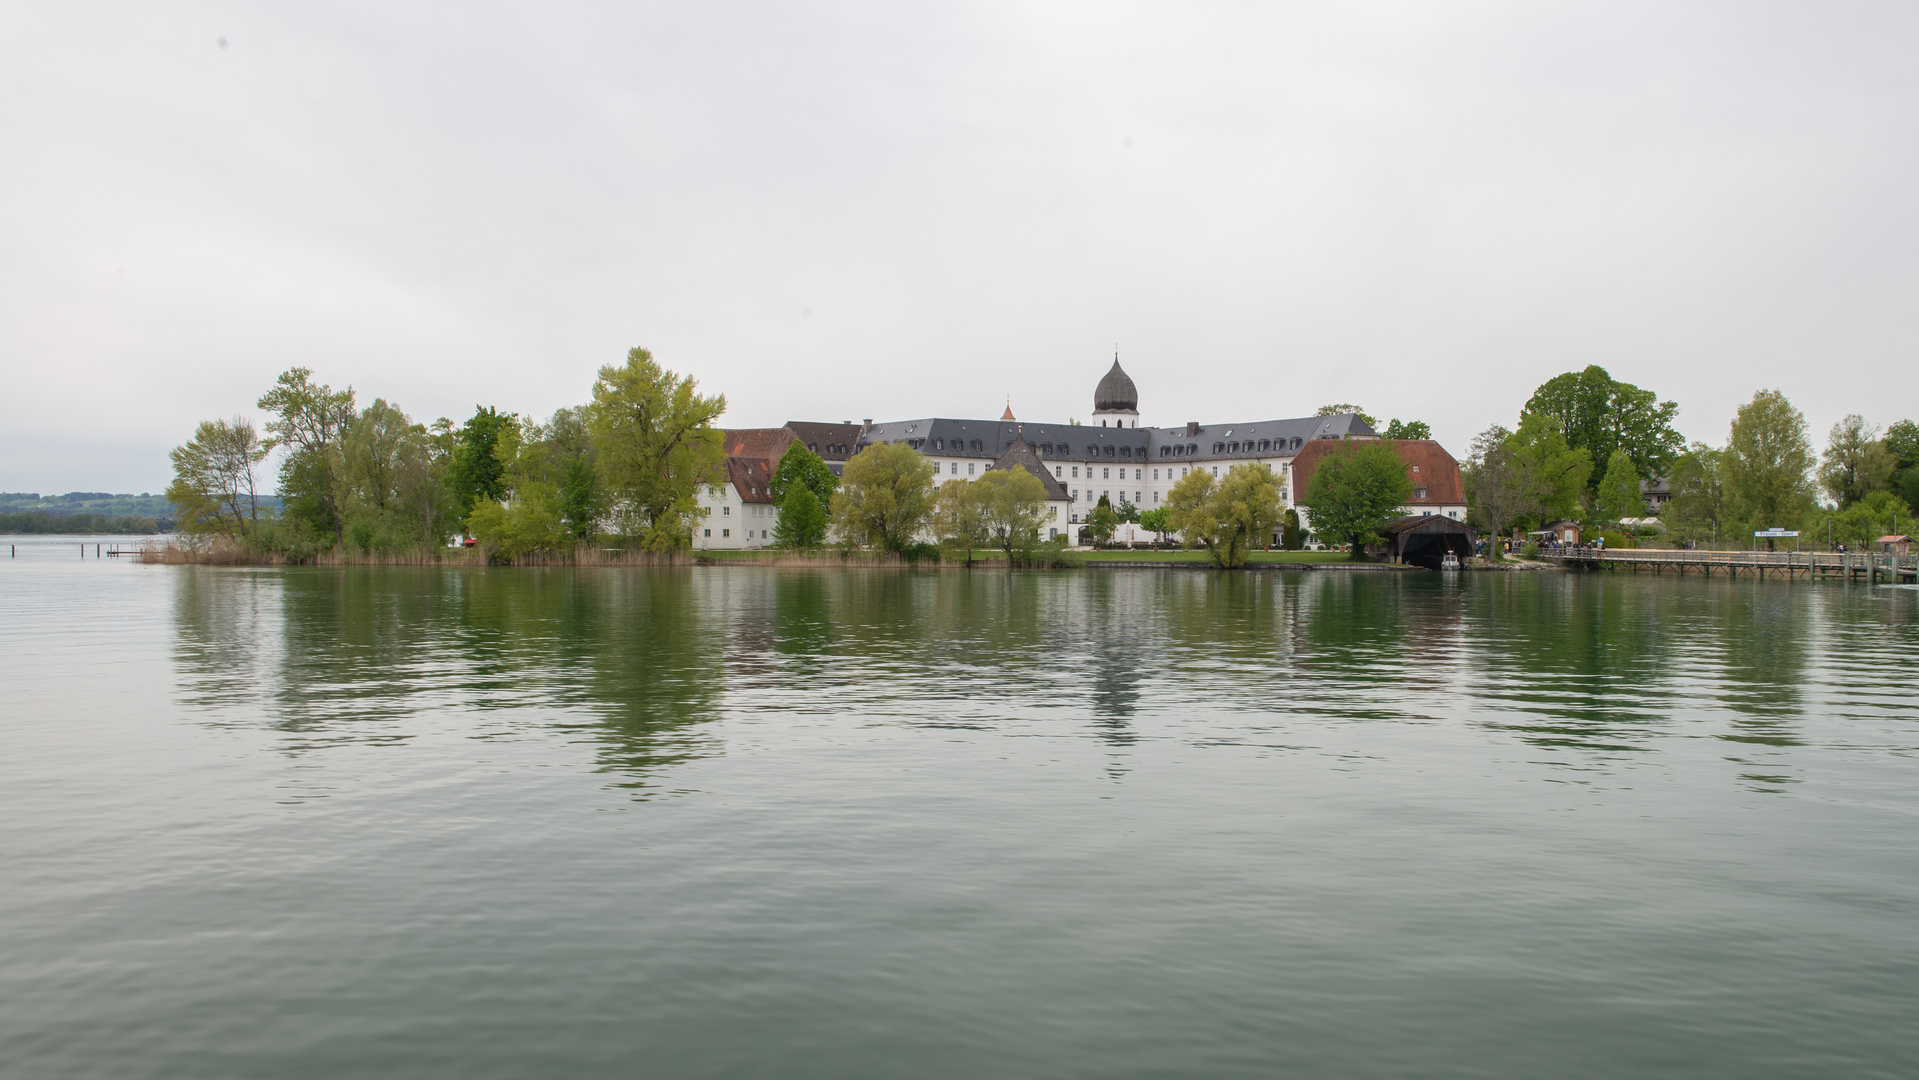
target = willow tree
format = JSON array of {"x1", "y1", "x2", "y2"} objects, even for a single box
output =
[
  {"x1": 587, "y1": 347, "x2": 726, "y2": 551},
  {"x1": 167, "y1": 417, "x2": 267, "y2": 539},
  {"x1": 830, "y1": 441, "x2": 935, "y2": 553},
  {"x1": 1166, "y1": 463, "x2": 1285, "y2": 568}
]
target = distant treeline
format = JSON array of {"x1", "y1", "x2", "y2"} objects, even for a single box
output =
[
  {"x1": 0, "y1": 511, "x2": 172, "y2": 534},
  {"x1": 0, "y1": 492, "x2": 188, "y2": 518}
]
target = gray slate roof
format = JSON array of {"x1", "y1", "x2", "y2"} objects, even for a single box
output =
[
  {"x1": 990, "y1": 435, "x2": 1071, "y2": 500},
  {"x1": 861, "y1": 413, "x2": 1375, "y2": 464}
]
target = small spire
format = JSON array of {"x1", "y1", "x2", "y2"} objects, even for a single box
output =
[{"x1": 1001, "y1": 396, "x2": 1016, "y2": 422}]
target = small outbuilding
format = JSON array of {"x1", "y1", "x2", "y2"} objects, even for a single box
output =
[
  {"x1": 1380, "y1": 514, "x2": 1480, "y2": 569},
  {"x1": 1530, "y1": 520, "x2": 1582, "y2": 546},
  {"x1": 1877, "y1": 534, "x2": 1913, "y2": 556}
]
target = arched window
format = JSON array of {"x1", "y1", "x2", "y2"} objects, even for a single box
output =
[
  {"x1": 1104, "y1": 446, "x2": 1115, "y2": 457},
  {"x1": 1160, "y1": 446, "x2": 1169, "y2": 457},
  {"x1": 1188, "y1": 444, "x2": 1198, "y2": 455},
  {"x1": 934, "y1": 438, "x2": 943, "y2": 450},
  {"x1": 1291, "y1": 437, "x2": 1302, "y2": 450},
  {"x1": 1087, "y1": 445, "x2": 1098, "y2": 456},
  {"x1": 1213, "y1": 443, "x2": 1224, "y2": 453},
  {"x1": 1259, "y1": 440, "x2": 1270, "y2": 452},
  {"x1": 1120, "y1": 446, "x2": 1131, "y2": 459},
  {"x1": 971, "y1": 440, "x2": 982, "y2": 452}
]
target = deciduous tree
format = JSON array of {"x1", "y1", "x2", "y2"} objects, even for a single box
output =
[
  {"x1": 975, "y1": 466, "x2": 1049, "y2": 557},
  {"x1": 830, "y1": 440, "x2": 935, "y2": 552},
  {"x1": 1723, "y1": 389, "x2": 1817, "y2": 536},
  {"x1": 771, "y1": 484, "x2": 828, "y2": 549},
  {"x1": 770, "y1": 442, "x2": 838, "y2": 509},
  {"x1": 1381, "y1": 419, "x2": 1432, "y2": 440},
  {"x1": 258, "y1": 368, "x2": 356, "y2": 548},
  {"x1": 587, "y1": 347, "x2": 726, "y2": 551},
  {"x1": 1594, "y1": 449, "x2": 1642, "y2": 527},
  {"x1": 1167, "y1": 463, "x2": 1285, "y2": 567},
  {"x1": 166, "y1": 417, "x2": 267, "y2": 539},
  {"x1": 1819, "y1": 414, "x2": 1896, "y2": 508},
  {"x1": 1523, "y1": 365, "x2": 1683, "y2": 494},
  {"x1": 1300, "y1": 442, "x2": 1412, "y2": 559}
]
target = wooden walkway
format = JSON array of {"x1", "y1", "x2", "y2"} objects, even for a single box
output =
[{"x1": 1535, "y1": 547, "x2": 1919, "y2": 581}]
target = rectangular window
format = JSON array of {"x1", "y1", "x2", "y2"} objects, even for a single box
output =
[
  {"x1": 1071, "y1": 466, "x2": 1079, "y2": 478},
  {"x1": 1153, "y1": 492, "x2": 1159, "y2": 503},
  {"x1": 1134, "y1": 469, "x2": 1141, "y2": 480},
  {"x1": 1212, "y1": 467, "x2": 1218, "y2": 476},
  {"x1": 1153, "y1": 469, "x2": 1159, "y2": 480},
  {"x1": 1055, "y1": 467, "x2": 1063, "y2": 477},
  {"x1": 703, "y1": 528, "x2": 711, "y2": 537},
  {"x1": 1072, "y1": 489, "x2": 1079, "y2": 501},
  {"x1": 723, "y1": 506, "x2": 730, "y2": 515},
  {"x1": 951, "y1": 462, "x2": 958, "y2": 474},
  {"x1": 1103, "y1": 468, "x2": 1110, "y2": 479},
  {"x1": 722, "y1": 529, "x2": 729, "y2": 537},
  {"x1": 968, "y1": 463, "x2": 975, "y2": 475}
]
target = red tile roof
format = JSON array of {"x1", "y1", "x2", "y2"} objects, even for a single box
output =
[
  {"x1": 724, "y1": 457, "x2": 776, "y2": 503},
  {"x1": 1287, "y1": 438, "x2": 1463, "y2": 507},
  {"x1": 721, "y1": 427, "x2": 797, "y2": 465}
]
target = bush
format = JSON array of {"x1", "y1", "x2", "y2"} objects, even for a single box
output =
[
  {"x1": 1521, "y1": 541, "x2": 1540, "y2": 557},
  {"x1": 902, "y1": 541, "x2": 943, "y2": 564}
]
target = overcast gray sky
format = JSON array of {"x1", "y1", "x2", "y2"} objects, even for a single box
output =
[{"x1": 4, "y1": 2, "x2": 1916, "y2": 494}]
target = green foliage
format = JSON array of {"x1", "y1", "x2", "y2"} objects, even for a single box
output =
[
  {"x1": 587, "y1": 347, "x2": 726, "y2": 551},
  {"x1": 1723, "y1": 389, "x2": 1817, "y2": 534},
  {"x1": 1818, "y1": 414, "x2": 1896, "y2": 508},
  {"x1": 1889, "y1": 419, "x2": 1919, "y2": 510},
  {"x1": 771, "y1": 484, "x2": 828, "y2": 549},
  {"x1": 258, "y1": 368, "x2": 357, "y2": 547},
  {"x1": 448, "y1": 406, "x2": 513, "y2": 528},
  {"x1": 1280, "y1": 507, "x2": 1303, "y2": 550},
  {"x1": 338, "y1": 398, "x2": 454, "y2": 551},
  {"x1": 1086, "y1": 495, "x2": 1120, "y2": 545},
  {"x1": 1113, "y1": 498, "x2": 1140, "y2": 523},
  {"x1": 167, "y1": 417, "x2": 266, "y2": 538},
  {"x1": 1594, "y1": 449, "x2": 1641, "y2": 526},
  {"x1": 1299, "y1": 442, "x2": 1413, "y2": 559},
  {"x1": 830, "y1": 441, "x2": 936, "y2": 552},
  {"x1": 1818, "y1": 490, "x2": 1912, "y2": 550},
  {"x1": 1316, "y1": 403, "x2": 1379, "y2": 429},
  {"x1": 1382, "y1": 419, "x2": 1432, "y2": 440},
  {"x1": 976, "y1": 466, "x2": 1049, "y2": 556},
  {"x1": 933, "y1": 478, "x2": 991, "y2": 563},
  {"x1": 0, "y1": 512, "x2": 166, "y2": 534},
  {"x1": 467, "y1": 482, "x2": 567, "y2": 561},
  {"x1": 1166, "y1": 463, "x2": 1286, "y2": 567},
  {"x1": 1663, "y1": 443, "x2": 1728, "y2": 545},
  {"x1": 771, "y1": 442, "x2": 838, "y2": 508},
  {"x1": 1523, "y1": 365, "x2": 1683, "y2": 494},
  {"x1": 1138, "y1": 506, "x2": 1170, "y2": 540}
]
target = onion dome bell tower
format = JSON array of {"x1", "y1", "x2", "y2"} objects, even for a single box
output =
[{"x1": 1091, "y1": 355, "x2": 1139, "y2": 428}]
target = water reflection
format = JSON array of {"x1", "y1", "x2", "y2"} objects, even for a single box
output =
[{"x1": 167, "y1": 565, "x2": 1919, "y2": 796}]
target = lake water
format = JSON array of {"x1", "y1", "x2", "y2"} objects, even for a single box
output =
[{"x1": 4, "y1": 543, "x2": 1917, "y2": 1078}]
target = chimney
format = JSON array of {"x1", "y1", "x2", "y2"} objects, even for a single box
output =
[{"x1": 1185, "y1": 421, "x2": 1199, "y2": 437}]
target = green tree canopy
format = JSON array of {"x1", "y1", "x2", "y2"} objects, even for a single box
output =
[
  {"x1": 1381, "y1": 419, "x2": 1432, "y2": 440},
  {"x1": 771, "y1": 442, "x2": 839, "y2": 509},
  {"x1": 1818, "y1": 414, "x2": 1896, "y2": 508},
  {"x1": 1723, "y1": 388, "x2": 1817, "y2": 535},
  {"x1": 1300, "y1": 442, "x2": 1413, "y2": 559},
  {"x1": 1662, "y1": 443, "x2": 1728, "y2": 546},
  {"x1": 975, "y1": 466, "x2": 1049, "y2": 556},
  {"x1": 587, "y1": 347, "x2": 726, "y2": 551},
  {"x1": 448, "y1": 406, "x2": 513, "y2": 529},
  {"x1": 1887, "y1": 419, "x2": 1919, "y2": 510},
  {"x1": 1523, "y1": 365, "x2": 1683, "y2": 491},
  {"x1": 258, "y1": 367, "x2": 356, "y2": 547},
  {"x1": 1594, "y1": 448, "x2": 1642, "y2": 526},
  {"x1": 339, "y1": 398, "x2": 453, "y2": 551},
  {"x1": 771, "y1": 484, "x2": 828, "y2": 549},
  {"x1": 166, "y1": 417, "x2": 266, "y2": 539},
  {"x1": 1086, "y1": 495, "x2": 1119, "y2": 545},
  {"x1": 830, "y1": 440, "x2": 936, "y2": 553},
  {"x1": 1819, "y1": 490, "x2": 1911, "y2": 550},
  {"x1": 1138, "y1": 506, "x2": 1171, "y2": 541},
  {"x1": 1166, "y1": 463, "x2": 1285, "y2": 567},
  {"x1": 933, "y1": 478, "x2": 991, "y2": 564}
]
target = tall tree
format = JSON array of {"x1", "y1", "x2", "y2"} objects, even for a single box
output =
[
  {"x1": 1886, "y1": 419, "x2": 1919, "y2": 510},
  {"x1": 974, "y1": 466, "x2": 1049, "y2": 557},
  {"x1": 1381, "y1": 419, "x2": 1432, "y2": 440},
  {"x1": 1523, "y1": 365, "x2": 1683, "y2": 491},
  {"x1": 829, "y1": 440, "x2": 935, "y2": 553},
  {"x1": 339, "y1": 398, "x2": 450, "y2": 550},
  {"x1": 166, "y1": 417, "x2": 266, "y2": 539},
  {"x1": 1722, "y1": 389, "x2": 1817, "y2": 537},
  {"x1": 1167, "y1": 464, "x2": 1285, "y2": 567},
  {"x1": 1300, "y1": 442, "x2": 1413, "y2": 559},
  {"x1": 932, "y1": 478, "x2": 991, "y2": 564},
  {"x1": 448, "y1": 406, "x2": 514, "y2": 529},
  {"x1": 771, "y1": 484, "x2": 828, "y2": 549},
  {"x1": 770, "y1": 442, "x2": 838, "y2": 508},
  {"x1": 1594, "y1": 449, "x2": 1642, "y2": 526},
  {"x1": 587, "y1": 347, "x2": 727, "y2": 551},
  {"x1": 258, "y1": 368, "x2": 357, "y2": 548},
  {"x1": 1662, "y1": 443, "x2": 1729, "y2": 546},
  {"x1": 1465, "y1": 425, "x2": 1535, "y2": 560},
  {"x1": 1818, "y1": 414, "x2": 1896, "y2": 508}
]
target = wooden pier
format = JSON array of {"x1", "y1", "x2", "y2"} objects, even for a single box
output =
[{"x1": 1535, "y1": 548, "x2": 1919, "y2": 582}]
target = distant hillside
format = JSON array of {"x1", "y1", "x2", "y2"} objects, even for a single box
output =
[{"x1": 0, "y1": 492, "x2": 282, "y2": 535}]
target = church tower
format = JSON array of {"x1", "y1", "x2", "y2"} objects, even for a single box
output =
[{"x1": 1091, "y1": 356, "x2": 1139, "y2": 428}]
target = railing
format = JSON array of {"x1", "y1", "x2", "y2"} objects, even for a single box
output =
[{"x1": 1533, "y1": 546, "x2": 1917, "y2": 579}]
